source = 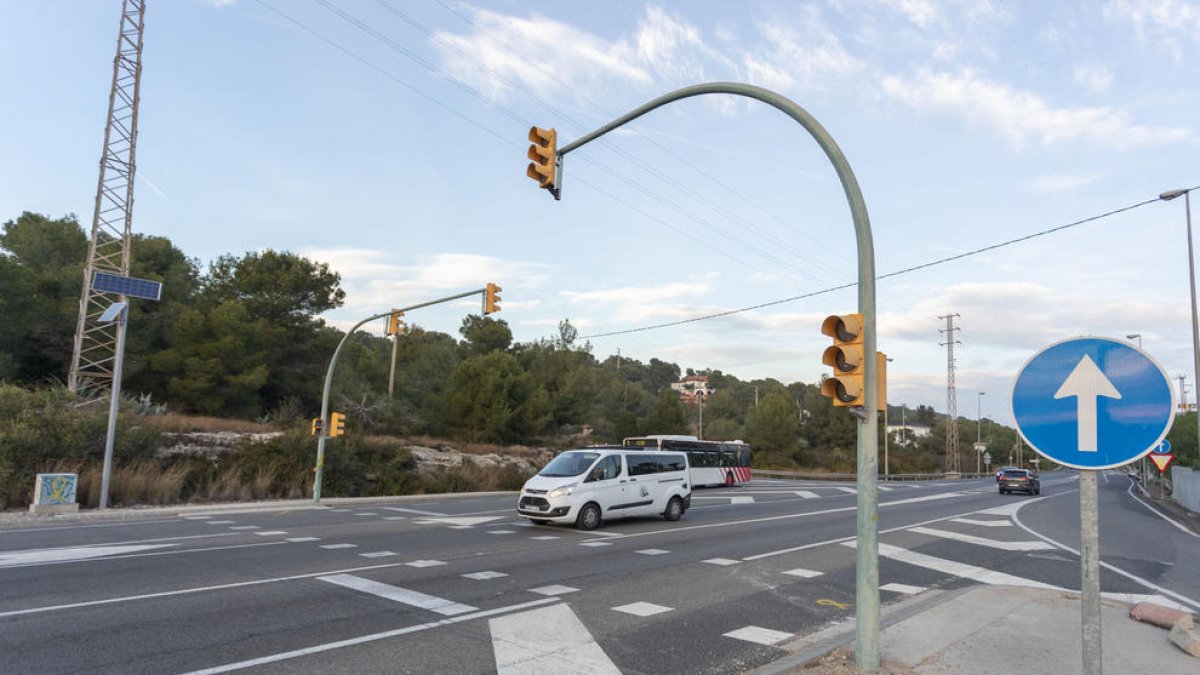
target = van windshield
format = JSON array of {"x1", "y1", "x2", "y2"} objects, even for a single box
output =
[{"x1": 539, "y1": 451, "x2": 600, "y2": 477}]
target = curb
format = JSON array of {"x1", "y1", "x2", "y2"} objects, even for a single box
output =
[{"x1": 0, "y1": 491, "x2": 519, "y2": 527}]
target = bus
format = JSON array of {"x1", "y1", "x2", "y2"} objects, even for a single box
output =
[{"x1": 621, "y1": 435, "x2": 752, "y2": 487}]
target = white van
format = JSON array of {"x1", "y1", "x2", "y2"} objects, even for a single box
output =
[{"x1": 517, "y1": 447, "x2": 692, "y2": 530}]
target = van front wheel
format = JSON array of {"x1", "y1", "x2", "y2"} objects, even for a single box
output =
[
  {"x1": 664, "y1": 496, "x2": 684, "y2": 521},
  {"x1": 576, "y1": 503, "x2": 602, "y2": 530}
]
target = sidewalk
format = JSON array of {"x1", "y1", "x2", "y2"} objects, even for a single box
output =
[{"x1": 757, "y1": 585, "x2": 1197, "y2": 674}]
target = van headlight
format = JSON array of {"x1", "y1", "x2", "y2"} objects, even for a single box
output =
[{"x1": 548, "y1": 483, "x2": 577, "y2": 499}]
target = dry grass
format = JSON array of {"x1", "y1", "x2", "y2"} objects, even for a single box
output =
[
  {"x1": 136, "y1": 413, "x2": 274, "y2": 434},
  {"x1": 398, "y1": 435, "x2": 547, "y2": 458}
]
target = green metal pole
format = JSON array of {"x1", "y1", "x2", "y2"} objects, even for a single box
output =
[
  {"x1": 556, "y1": 82, "x2": 879, "y2": 668},
  {"x1": 312, "y1": 287, "x2": 490, "y2": 502}
]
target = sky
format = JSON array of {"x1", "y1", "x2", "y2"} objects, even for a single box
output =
[{"x1": 2, "y1": 0, "x2": 1198, "y2": 427}]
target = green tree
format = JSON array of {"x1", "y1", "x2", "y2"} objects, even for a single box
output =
[
  {"x1": 444, "y1": 351, "x2": 549, "y2": 443},
  {"x1": 0, "y1": 212, "x2": 86, "y2": 383},
  {"x1": 645, "y1": 388, "x2": 688, "y2": 434},
  {"x1": 744, "y1": 388, "x2": 801, "y2": 454},
  {"x1": 203, "y1": 249, "x2": 344, "y2": 326},
  {"x1": 459, "y1": 314, "x2": 513, "y2": 356}
]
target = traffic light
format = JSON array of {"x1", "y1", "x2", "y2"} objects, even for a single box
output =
[
  {"x1": 310, "y1": 417, "x2": 323, "y2": 437},
  {"x1": 330, "y1": 412, "x2": 346, "y2": 437},
  {"x1": 485, "y1": 282, "x2": 502, "y2": 315},
  {"x1": 820, "y1": 313, "x2": 866, "y2": 407},
  {"x1": 876, "y1": 351, "x2": 888, "y2": 413},
  {"x1": 387, "y1": 309, "x2": 405, "y2": 336},
  {"x1": 526, "y1": 126, "x2": 559, "y2": 197}
]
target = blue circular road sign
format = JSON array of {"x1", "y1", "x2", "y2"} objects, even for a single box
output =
[
  {"x1": 1012, "y1": 337, "x2": 1175, "y2": 470},
  {"x1": 1154, "y1": 439, "x2": 1172, "y2": 454}
]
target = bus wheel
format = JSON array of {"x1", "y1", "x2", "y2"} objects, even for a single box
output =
[
  {"x1": 725, "y1": 472, "x2": 735, "y2": 487},
  {"x1": 576, "y1": 503, "x2": 602, "y2": 530},
  {"x1": 664, "y1": 496, "x2": 684, "y2": 521}
]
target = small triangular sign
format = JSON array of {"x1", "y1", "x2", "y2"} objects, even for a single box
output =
[{"x1": 1150, "y1": 453, "x2": 1175, "y2": 473}]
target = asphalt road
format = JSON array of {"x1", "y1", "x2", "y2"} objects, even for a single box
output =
[{"x1": 2, "y1": 470, "x2": 1197, "y2": 674}]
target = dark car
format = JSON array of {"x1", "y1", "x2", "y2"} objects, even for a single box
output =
[
  {"x1": 995, "y1": 466, "x2": 1017, "y2": 482},
  {"x1": 998, "y1": 468, "x2": 1040, "y2": 495}
]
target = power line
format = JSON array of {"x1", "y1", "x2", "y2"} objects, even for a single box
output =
[{"x1": 577, "y1": 191, "x2": 1191, "y2": 340}]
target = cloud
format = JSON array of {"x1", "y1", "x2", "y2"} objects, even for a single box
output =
[
  {"x1": 562, "y1": 279, "x2": 720, "y2": 323},
  {"x1": 431, "y1": 5, "x2": 720, "y2": 102},
  {"x1": 299, "y1": 248, "x2": 553, "y2": 314},
  {"x1": 1073, "y1": 64, "x2": 1115, "y2": 93},
  {"x1": 1105, "y1": 0, "x2": 1200, "y2": 57},
  {"x1": 880, "y1": 68, "x2": 1193, "y2": 149},
  {"x1": 1027, "y1": 172, "x2": 1106, "y2": 192},
  {"x1": 742, "y1": 9, "x2": 865, "y2": 92}
]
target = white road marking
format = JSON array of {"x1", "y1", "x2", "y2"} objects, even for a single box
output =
[
  {"x1": 636, "y1": 549, "x2": 669, "y2": 556},
  {"x1": 529, "y1": 585, "x2": 578, "y2": 596},
  {"x1": 974, "y1": 502, "x2": 1026, "y2": 517},
  {"x1": 908, "y1": 526, "x2": 1053, "y2": 551},
  {"x1": 415, "y1": 516, "x2": 507, "y2": 527},
  {"x1": 856, "y1": 542, "x2": 1064, "y2": 590},
  {"x1": 405, "y1": 560, "x2": 446, "y2": 568},
  {"x1": 286, "y1": 537, "x2": 320, "y2": 543},
  {"x1": 359, "y1": 551, "x2": 398, "y2": 558},
  {"x1": 253, "y1": 531, "x2": 288, "y2": 536},
  {"x1": 319, "y1": 573, "x2": 476, "y2": 615},
  {"x1": 783, "y1": 568, "x2": 823, "y2": 579},
  {"x1": 320, "y1": 544, "x2": 357, "y2": 550},
  {"x1": 878, "y1": 486, "x2": 894, "y2": 491},
  {"x1": 0, "y1": 544, "x2": 176, "y2": 568},
  {"x1": 835, "y1": 487, "x2": 857, "y2": 494},
  {"x1": 579, "y1": 542, "x2": 611, "y2": 548},
  {"x1": 880, "y1": 583, "x2": 925, "y2": 595},
  {"x1": 487, "y1": 530, "x2": 517, "y2": 535},
  {"x1": 450, "y1": 526, "x2": 473, "y2": 530},
  {"x1": 951, "y1": 518, "x2": 1012, "y2": 527},
  {"x1": 795, "y1": 491, "x2": 820, "y2": 499},
  {"x1": 228, "y1": 526, "x2": 259, "y2": 531},
  {"x1": 529, "y1": 535, "x2": 559, "y2": 541},
  {"x1": 381, "y1": 507, "x2": 446, "y2": 516},
  {"x1": 382, "y1": 516, "x2": 407, "y2": 521},
  {"x1": 612, "y1": 601, "x2": 672, "y2": 617},
  {"x1": 0, "y1": 559, "x2": 428, "y2": 619},
  {"x1": 183, "y1": 515, "x2": 212, "y2": 520},
  {"x1": 353, "y1": 513, "x2": 378, "y2": 517},
  {"x1": 179, "y1": 597, "x2": 560, "y2": 675},
  {"x1": 491, "y1": 603, "x2": 620, "y2": 675},
  {"x1": 723, "y1": 626, "x2": 792, "y2": 646},
  {"x1": 206, "y1": 521, "x2": 236, "y2": 525},
  {"x1": 1126, "y1": 481, "x2": 1200, "y2": 538},
  {"x1": 703, "y1": 558, "x2": 741, "y2": 566},
  {"x1": 463, "y1": 571, "x2": 507, "y2": 580},
  {"x1": 731, "y1": 496, "x2": 755, "y2": 504}
]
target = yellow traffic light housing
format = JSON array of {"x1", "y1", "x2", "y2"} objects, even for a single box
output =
[
  {"x1": 485, "y1": 282, "x2": 502, "y2": 315},
  {"x1": 387, "y1": 309, "x2": 405, "y2": 336},
  {"x1": 310, "y1": 417, "x2": 324, "y2": 437},
  {"x1": 820, "y1": 313, "x2": 865, "y2": 407},
  {"x1": 526, "y1": 126, "x2": 560, "y2": 199},
  {"x1": 876, "y1": 351, "x2": 887, "y2": 413},
  {"x1": 330, "y1": 412, "x2": 346, "y2": 437}
]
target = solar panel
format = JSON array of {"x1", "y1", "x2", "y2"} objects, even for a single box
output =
[{"x1": 92, "y1": 272, "x2": 162, "y2": 301}]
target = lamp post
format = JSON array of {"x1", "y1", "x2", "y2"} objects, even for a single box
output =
[
  {"x1": 1126, "y1": 333, "x2": 1142, "y2": 349},
  {"x1": 1161, "y1": 188, "x2": 1198, "y2": 461}
]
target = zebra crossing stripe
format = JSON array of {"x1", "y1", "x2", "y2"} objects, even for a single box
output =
[{"x1": 491, "y1": 603, "x2": 620, "y2": 674}]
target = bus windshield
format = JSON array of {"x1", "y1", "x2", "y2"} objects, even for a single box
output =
[
  {"x1": 538, "y1": 451, "x2": 600, "y2": 477},
  {"x1": 621, "y1": 435, "x2": 753, "y2": 487}
]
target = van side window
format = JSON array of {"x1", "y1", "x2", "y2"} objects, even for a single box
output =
[
  {"x1": 588, "y1": 455, "x2": 622, "y2": 482},
  {"x1": 628, "y1": 454, "x2": 660, "y2": 476},
  {"x1": 659, "y1": 455, "x2": 686, "y2": 472}
]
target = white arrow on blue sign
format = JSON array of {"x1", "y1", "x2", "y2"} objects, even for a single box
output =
[
  {"x1": 1012, "y1": 337, "x2": 1176, "y2": 470},
  {"x1": 1155, "y1": 439, "x2": 1172, "y2": 455}
]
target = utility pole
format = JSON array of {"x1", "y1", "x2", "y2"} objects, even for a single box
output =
[
  {"x1": 939, "y1": 314, "x2": 962, "y2": 475},
  {"x1": 1178, "y1": 375, "x2": 1190, "y2": 413},
  {"x1": 69, "y1": 0, "x2": 147, "y2": 397}
]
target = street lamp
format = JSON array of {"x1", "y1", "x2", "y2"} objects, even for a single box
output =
[
  {"x1": 1126, "y1": 333, "x2": 1142, "y2": 349},
  {"x1": 1161, "y1": 187, "x2": 1198, "y2": 461}
]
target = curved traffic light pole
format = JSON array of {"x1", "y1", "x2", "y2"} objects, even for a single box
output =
[
  {"x1": 312, "y1": 286, "x2": 495, "y2": 503},
  {"x1": 552, "y1": 82, "x2": 880, "y2": 668}
]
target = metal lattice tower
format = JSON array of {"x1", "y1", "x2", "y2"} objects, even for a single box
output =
[
  {"x1": 939, "y1": 313, "x2": 961, "y2": 474},
  {"x1": 68, "y1": 0, "x2": 146, "y2": 396}
]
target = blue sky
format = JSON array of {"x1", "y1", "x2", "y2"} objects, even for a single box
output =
[{"x1": 2, "y1": 0, "x2": 1198, "y2": 425}]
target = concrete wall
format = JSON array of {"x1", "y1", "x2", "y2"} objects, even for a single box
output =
[{"x1": 1171, "y1": 465, "x2": 1200, "y2": 514}]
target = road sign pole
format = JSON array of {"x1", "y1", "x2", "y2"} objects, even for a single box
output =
[{"x1": 1079, "y1": 469, "x2": 1101, "y2": 675}]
